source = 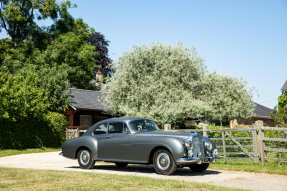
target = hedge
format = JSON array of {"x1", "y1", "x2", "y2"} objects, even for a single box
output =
[{"x1": 0, "y1": 112, "x2": 67, "y2": 149}]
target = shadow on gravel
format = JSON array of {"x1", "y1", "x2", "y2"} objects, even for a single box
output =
[{"x1": 65, "y1": 164, "x2": 221, "y2": 176}]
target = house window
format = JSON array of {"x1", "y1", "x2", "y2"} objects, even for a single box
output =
[{"x1": 80, "y1": 115, "x2": 92, "y2": 130}]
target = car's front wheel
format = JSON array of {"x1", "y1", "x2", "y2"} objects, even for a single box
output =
[
  {"x1": 153, "y1": 149, "x2": 177, "y2": 175},
  {"x1": 189, "y1": 163, "x2": 209, "y2": 172},
  {"x1": 115, "y1": 162, "x2": 128, "y2": 167},
  {"x1": 77, "y1": 149, "x2": 95, "y2": 169}
]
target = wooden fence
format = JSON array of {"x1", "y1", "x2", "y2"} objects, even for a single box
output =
[
  {"x1": 177, "y1": 120, "x2": 287, "y2": 163},
  {"x1": 256, "y1": 120, "x2": 287, "y2": 164},
  {"x1": 66, "y1": 129, "x2": 87, "y2": 140}
]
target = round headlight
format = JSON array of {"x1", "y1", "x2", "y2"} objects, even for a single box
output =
[{"x1": 205, "y1": 142, "x2": 213, "y2": 151}]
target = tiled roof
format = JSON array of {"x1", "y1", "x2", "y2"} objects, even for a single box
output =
[
  {"x1": 253, "y1": 102, "x2": 273, "y2": 118},
  {"x1": 66, "y1": 89, "x2": 106, "y2": 110},
  {"x1": 281, "y1": 80, "x2": 287, "y2": 91}
]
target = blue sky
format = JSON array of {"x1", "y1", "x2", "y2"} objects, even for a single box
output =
[{"x1": 1, "y1": 0, "x2": 286, "y2": 109}]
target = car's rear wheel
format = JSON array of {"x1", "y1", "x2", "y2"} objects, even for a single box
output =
[
  {"x1": 77, "y1": 149, "x2": 95, "y2": 169},
  {"x1": 115, "y1": 162, "x2": 128, "y2": 167},
  {"x1": 153, "y1": 149, "x2": 177, "y2": 175},
  {"x1": 189, "y1": 163, "x2": 209, "y2": 172}
]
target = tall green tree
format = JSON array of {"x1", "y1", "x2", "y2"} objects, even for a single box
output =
[
  {"x1": 0, "y1": 0, "x2": 98, "y2": 90},
  {"x1": 0, "y1": 0, "x2": 100, "y2": 148},
  {"x1": 103, "y1": 42, "x2": 255, "y2": 126},
  {"x1": 103, "y1": 42, "x2": 211, "y2": 125},
  {"x1": 0, "y1": 0, "x2": 73, "y2": 47}
]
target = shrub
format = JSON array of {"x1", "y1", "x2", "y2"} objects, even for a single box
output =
[{"x1": 0, "y1": 112, "x2": 67, "y2": 149}]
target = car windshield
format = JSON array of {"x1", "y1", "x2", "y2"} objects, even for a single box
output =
[{"x1": 128, "y1": 120, "x2": 159, "y2": 132}]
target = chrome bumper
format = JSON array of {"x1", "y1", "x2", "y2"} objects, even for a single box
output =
[{"x1": 177, "y1": 155, "x2": 220, "y2": 164}]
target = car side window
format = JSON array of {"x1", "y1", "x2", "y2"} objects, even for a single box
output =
[
  {"x1": 94, "y1": 123, "x2": 107, "y2": 135},
  {"x1": 123, "y1": 123, "x2": 129, "y2": 133},
  {"x1": 108, "y1": 122, "x2": 123, "y2": 134}
]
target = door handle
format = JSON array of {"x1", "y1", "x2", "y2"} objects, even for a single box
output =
[{"x1": 105, "y1": 136, "x2": 110, "y2": 138}]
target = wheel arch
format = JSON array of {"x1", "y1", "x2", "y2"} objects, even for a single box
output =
[
  {"x1": 75, "y1": 146, "x2": 92, "y2": 159},
  {"x1": 148, "y1": 146, "x2": 173, "y2": 164}
]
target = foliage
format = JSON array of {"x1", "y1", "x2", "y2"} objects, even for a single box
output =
[
  {"x1": 270, "y1": 105, "x2": 287, "y2": 128},
  {"x1": 185, "y1": 125, "x2": 202, "y2": 129},
  {"x1": 0, "y1": 0, "x2": 102, "y2": 149},
  {"x1": 278, "y1": 93, "x2": 287, "y2": 114},
  {"x1": 0, "y1": 112, "x2": 67, "y2": 149},
  {"x1": 88, "y1": 32, "x2": 112, "y2": 77},
  {"x1": 195, "y1": 72, "x2": 255, "y2": 126},
  {"x1": 0, "y1": 63, "x2": 68, "y2": 149},
  {"x1": 104, "y1": 42, "x2": 211, "y2": 125},
  {"x1": 104, "y1": 42, "x2": 255, "y2": 125},
  {"x1": 0, "y1": 0, "x2": 74, "y2": 47},
  {"x1": 0, "y1": 70, "x2": 48, "y2": 120},
  {"x1": 1, "y1": 21, "x2": 97, "y2": 90}
]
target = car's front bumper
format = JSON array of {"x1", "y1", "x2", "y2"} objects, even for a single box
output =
[{"x1": 177, "y1": 153, "x2": 220, "y2": 165}]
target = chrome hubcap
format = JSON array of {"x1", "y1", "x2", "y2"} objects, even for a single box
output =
[
  {"x1": 157, "y1": 153, "x2": 170, "y2": 170},
  {"x1": 80, "y1": 151, "x2": 90, "y2": 165}
]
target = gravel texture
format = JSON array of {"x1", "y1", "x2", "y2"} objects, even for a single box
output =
[{"x1": 0, "y1": 151, "x2": 286, "y2": 191}]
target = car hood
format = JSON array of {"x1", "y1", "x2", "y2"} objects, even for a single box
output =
[{"x1": 134, "y1": 130, "x2": 196, "y2": 139}]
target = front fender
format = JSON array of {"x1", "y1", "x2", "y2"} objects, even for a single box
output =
[
  {"x1": 132, "y1": 136, "x2": 185, "y2": 162},
  {"x1": 62, "y1": 136, "x2": 98, "y2": 159}
]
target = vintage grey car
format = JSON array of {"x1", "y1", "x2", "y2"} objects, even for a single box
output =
[{"x1": 61, "y1": 118, "x2": 219, "y2": 175}]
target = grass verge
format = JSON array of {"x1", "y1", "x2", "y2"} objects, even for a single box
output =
[
  {"x1": 0, "y1": 167, "x2": 247, "y2": 191},
  {"x1": 0, "y1": 147, "x2": 61, "y2": 157},
  {"x1": 210, "y1": 160, "x2": 287, "y2": 175}
]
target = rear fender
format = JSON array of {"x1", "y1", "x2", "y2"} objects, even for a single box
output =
[{"x1": 62, "y1": 136, "x2": 98, "y2": 159}]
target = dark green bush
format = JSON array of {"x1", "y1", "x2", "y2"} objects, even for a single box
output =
[
  {"x1": 0, "y1": 112, "x2": 67, "y2": 149},
  {"x1": 186, "y1": 125, "x2": 202, "y2": 129}
]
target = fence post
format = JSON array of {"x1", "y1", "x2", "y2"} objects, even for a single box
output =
[
  {"x1": 256, "y1": 120, "x2": 265, "y2": 165},
  {"x1": 222, "y1": 131, "x2": 227, "y2": 162},
  {"x1": 164, "y1": 124, "x2": 171, "y2": 131},
  {"x1": 203, "y1": 124, "x2": 208, "y2": 137},
  {"x1": 252, "y1": 123, "x2": 259, "y2": 162}
]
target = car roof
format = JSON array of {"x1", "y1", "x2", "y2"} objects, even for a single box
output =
[
  {"x1": 85, "y1": 117, "x2": 154, "y2": 135},
  {"x1": 99, "y1": 117, "x2": 151, "y2": 123}
]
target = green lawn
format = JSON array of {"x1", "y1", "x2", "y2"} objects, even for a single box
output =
[
  {"x1": 0, "y1": 167, "x2": 247, "y2": 191},
  {"x1": 210, "y1": 160, "x2": 287, "y2": 175},
  {"x1": 0, "y1": 147, "x2": 61, "y2": 157}
]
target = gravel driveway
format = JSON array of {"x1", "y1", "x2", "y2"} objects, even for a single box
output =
[{"x1": 0, "y1": 151, "x2": 286, "y2": 191}]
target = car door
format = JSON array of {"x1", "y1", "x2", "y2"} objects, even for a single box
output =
[
  {"x1": 93, "y1": 122, "x2": 108, "y2": 159},
  {"x1": 100, "y1": 122, "x2": 132, "y2": 161}
]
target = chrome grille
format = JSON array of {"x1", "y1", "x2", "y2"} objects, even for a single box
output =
[{"x1": 192, "y1": 136, "x2": 205, "y2": 157}]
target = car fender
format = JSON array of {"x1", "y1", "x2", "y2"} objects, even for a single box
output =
[
  {"x1": 132, "y1": 135, "x2": 185, "y2": 162},
  {"x1": 62, "y1": 136, "x2": 98, "y2": 159},
  {"x1": 202, "y1": 136, "x2": 216, "y2": 149}
]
